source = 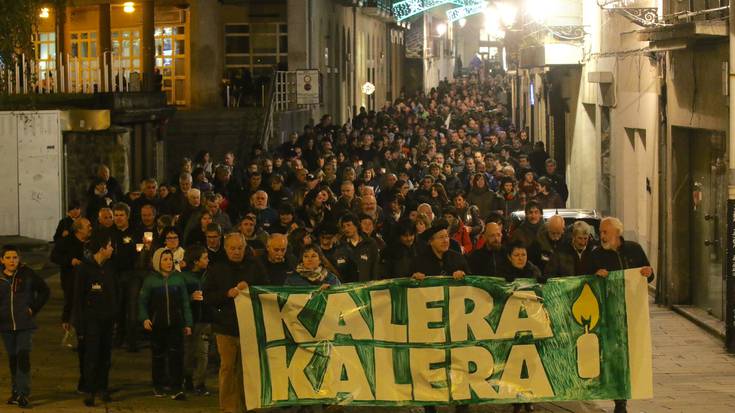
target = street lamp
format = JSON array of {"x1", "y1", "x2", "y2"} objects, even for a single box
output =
[
  {"x1": 362, "y1": 82, "x2": 375, "y2": 95},
  {"x1": 436, "y1": 22, "x2": 447, "y2": 36},
  {"x1": 525, "y1": 0, "x2": 545, "y2": 23},
  {"x1": 123, "y1": 2, "x2": 135, "y2": 13},
  {"x1": 496, "y1": 3, "x2": 518, "y2": 27}
]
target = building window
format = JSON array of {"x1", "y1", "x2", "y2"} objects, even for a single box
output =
[
  {"x1": 156, "y1": 25, "x2": 188, "y2": 105},
  {"x1": 112, "y1": 29, "x2": 141, "y2": 78},
  {"x1": 70, "y1": 31, "x2": 98, "y2": 92},
  {"x1": 225, "y1": 22, "x2": 288, "y2": 77},
  {"x1": 33, "y1": 32, "x2": 56, "y2": 80}
]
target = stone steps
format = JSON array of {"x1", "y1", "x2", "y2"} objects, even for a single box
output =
[{"x1": 164, "y1": 108, "x2": 264, "y2": 175}]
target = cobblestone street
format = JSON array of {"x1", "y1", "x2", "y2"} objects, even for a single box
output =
[{"x1": 2, "y1": 270, "x2": 734, "y2": 413}]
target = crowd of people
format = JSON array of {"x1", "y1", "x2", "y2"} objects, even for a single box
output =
[{"x1": 0, "y1": 74, "x2": 654, "y2": 413}]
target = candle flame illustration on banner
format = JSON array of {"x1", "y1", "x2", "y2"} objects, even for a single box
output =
[{"x1": 572, "y1": 283, "x2": 601, "y2": 379}]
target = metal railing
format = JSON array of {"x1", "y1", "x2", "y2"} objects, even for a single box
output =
[
  {"x1": 1, "y1": 53, "x2": 140, "y2": 95},
  {"x1": 259, "y1": 70, "x2": 279, "y2": 151},
  {"x1": 274, "y1": 70, "x2": 290, "y2": 112}
]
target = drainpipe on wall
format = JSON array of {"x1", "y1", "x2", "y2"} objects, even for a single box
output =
[
  {"x1": 353, "y1": 4, "x2": 358, "y2": 118},
  {"x1": 726, "y1": 1, "x2": 735, "y2": 353},
  {"x1": 308, "y1": 0, "x2": 313, "y2": 69}
]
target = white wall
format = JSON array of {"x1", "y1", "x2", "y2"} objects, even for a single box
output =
[
  {"x1": 0, "y1": 111, "x2": 63, "y2": 241},
  {"x1": 565, "y1": 1, "x2": 660, "y2": 262}
]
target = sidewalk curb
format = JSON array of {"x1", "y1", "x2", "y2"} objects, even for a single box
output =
[{"x1": 671, "y1": 304, "x2": 726, "y2": 341}]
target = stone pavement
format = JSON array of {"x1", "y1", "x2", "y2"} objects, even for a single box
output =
[{"x1": 1, "y1": 260, "x2": 734, "y2": 412}]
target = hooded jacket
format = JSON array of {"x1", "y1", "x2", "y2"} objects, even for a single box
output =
[
  {"x1": 138, "y1": 248, "x2": 193, "y2": 328},
  {"x1": 0, "y1": 265, "x2": 50, "y2": 332}
]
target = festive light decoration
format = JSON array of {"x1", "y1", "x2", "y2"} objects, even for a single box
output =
[
  {"x1": 446, "y1": 2, "x2": 487, "y2": 22},
  {"x1": 393, "y1": 0, "x2": 482, "y2": 22}
]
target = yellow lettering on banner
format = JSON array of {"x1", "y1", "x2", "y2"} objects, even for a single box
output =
[
  {"x1": 259, "y1": 293, "x2": 315, "y2": 343},
  {"x1": 370, "y1": 290, "x2": 408, "y2": 343},
  {"x1": 266, "y1": 346, "x2": 321, "y2": 401},
  {"x1": 410, "y1": 348, "x2": 449, "y2": 402},
  {"x1": 450, "y1": 346, "x2": 501, "y2": 400},
  {"x1": 495, "y1": 294, "x2": 553, "y2": 340},
  {"x1": 407, "y1": 287, "x2": 446, "y2": 343},
  {"x1": 321, "y1": 346, "x2": 375, "y2": 400},
  {"x1": 498, "y1": 344, "x2": 554, "y2": 398},
  {"x1": 374, "y1": 347, "x2": 412, "y2": 401},
  {"x1": 315, "y1": 293, "x2": 372, "y2": 341},
  {"x1": 448, "y1": 286, "x2": 495, "y2": 341}
]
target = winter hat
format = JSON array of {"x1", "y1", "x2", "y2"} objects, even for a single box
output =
[{"x1": 152, "y1": 247, "x2": 173, "y2": 273}]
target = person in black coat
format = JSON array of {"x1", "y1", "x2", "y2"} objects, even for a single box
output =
[
  {"x1": 85, "y1": 179, "x2": 115, "y2": 224},
  {"x1": 509, "y1": 201, "x2": 544, "y2": 267},
  {"x1": 381, "y1": 219, "x2": 420, "y2": 278},
  {"x1": 543, "y1": 220, "x2": 597, "y2": 280},
  {"x1": 497, "y1": 240, "x2": 540, "y2": 413},
  {"x1": 262, "y1": 233, "x2": 296, "y2": 286},
  {"x1": 501, "y1": 240, "x2": 542, "y2": 282},
  {"x1": 53, "y1": 201, "x2": 82, "y2": 243},
  {"x1": 467, "y1": 222, "x2": 507, "y2": 276},
  {"x1": 202, "y1": 233, "x2": 269, "y2": 413},
  {"x1": 0, "y1": 245, "x2": 50, "y2": 408},
  {"x1": 590, "y1": 217, "x2": 653, "y2": 413},
  {"x1": 73, "y1": 232, "x2": 117, "y2": 406},
  {"x1": 338, "y1": 214, "x2": 381, "y2": 282},
  {"x1": 529, "y1": 141, "x2": 549, "y2": 177},
  {"x1": 51, "y1": 218, "x2": 93, "y2": 328},
  {"x1": 591, "y1": 217, "x2": 654, "y2": 282},
  {"x1": 110, "y1": 203, "x2": 139, "y2": 349},
  {"x1": 318, "y1": 222, "x2": 358, "y2": 282},
  {"x1": 409, "y1": 219, "x2": 470, "y2": 280},
  {"x1": 408, "y1": 218, "x2": 469, "y2": 413},
  {"x1": 87, "y1": 164, "x2": 125, "y2": 202},
  {"x1": 542, "y1": 159, "x2": 569, "y2": 204}
]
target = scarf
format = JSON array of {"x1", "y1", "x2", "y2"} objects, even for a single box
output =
[{"x1": 295, "y1": 264, "x2": 328, "y2": 283}]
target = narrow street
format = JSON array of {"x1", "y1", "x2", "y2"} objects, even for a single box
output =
[{"x1": 3, "y1": 268, "x2": 734, "y2": 412}]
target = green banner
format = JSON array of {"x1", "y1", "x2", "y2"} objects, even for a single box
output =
[{"x1": 235, "y1": 269, "x2": 653, "y2": 410}]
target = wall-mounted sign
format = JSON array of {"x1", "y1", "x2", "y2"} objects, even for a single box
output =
[{"x1": 296, "y1": 70, "x2": 320, "y2": 105}]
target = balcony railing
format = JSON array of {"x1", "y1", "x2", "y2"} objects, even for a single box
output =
[{"x1": 1, "y1": 53, "x2": 141, "y2": 95}]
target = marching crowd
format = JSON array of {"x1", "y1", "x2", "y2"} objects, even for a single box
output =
[{"x1": 0, "y1": 74, "x2": 653, "y2": 413}]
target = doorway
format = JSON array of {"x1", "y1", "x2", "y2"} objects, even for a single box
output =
[{"x1": 672, "y1": 127, "x2": 727, "y2": 319}]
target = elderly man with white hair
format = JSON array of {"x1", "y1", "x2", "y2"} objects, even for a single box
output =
[
  {"x1": 542, "y1": 220, "x2": 598, "y2": 280},
  {"x1": 591, "y1": 217, "x2": 654, "y2": 281},
  {"x1": 590, "y1": 216, "x2": 654, "y2": 413},
  {"x1": 249, "y1": 190, "x2": 278, "y2": 231}
]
